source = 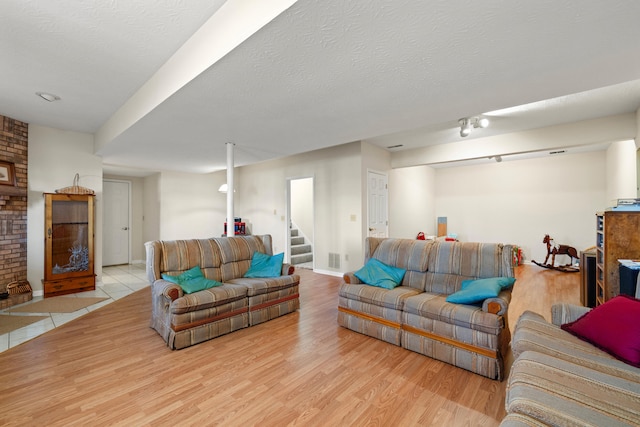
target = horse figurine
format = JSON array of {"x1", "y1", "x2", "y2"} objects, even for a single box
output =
[{"x1": 542, "y1": 234, "x2": 578, "y2": 267}]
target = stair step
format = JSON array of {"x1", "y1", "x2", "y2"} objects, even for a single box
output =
[
  {"x1": 291, "y1": 236, "x2": 304, "y2": 245},
  {"x1": 291, "y1": 253, "x2": 313, "y2": 264},
  {"x1": 290, "y1": 228, "x2": 299, "y2": 237},
  {"x1": 291, "y1": 244, "x2": 311, "y2": 255}
]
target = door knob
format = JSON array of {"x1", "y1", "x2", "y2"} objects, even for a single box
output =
[
  {"x1": 369, "y1": 227, "x2": 375, "y2": 231},
  {"x1": 122, "y1": 227, "x2": 129, "y2": 231}
]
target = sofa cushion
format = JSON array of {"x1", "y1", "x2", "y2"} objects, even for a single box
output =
[
  {"x1": 355, "y1": 258, "x2": 406, "y2": 289},
  {"x1": 370, "y1": 238, "x2": 432, "y2": 272},
  {"x1": 368, "y1": 239, "x2": 434, "y2": 291},
  {"x1": 512, "y1": 311, "x2": 640, "y2": 382},
  {"x1": 499, "y1": 412, "x2": 550, "y2": 427},
  {"x1": 215, "y1": 236, "x2": 267, "y2": 281},
  {"x1": 244, "y1": 251, "x2": 284, "y2": 278},
  {"x1": 506, "y1": 351, "x2": 640, "y2": 426},
  {"x1": 170, "y1": 284, "x2": 248, "y2": 314},
  {"x1": 404, "y1": 293, "x2": 503, "y2": 335},
  {"x1": 159, "y1": 239, "x2": 222, "y2": 272},
  {"x1": 338, "y1": 283, "x2": 420, "y2": 311},
  {"x1": 561, "y1": 295, "x2": 640, "y2": 367},
  {"x1": 428, "y1": 242, "x2": 509, "y2": 279},
  {"x1": 227, "y1": 275, "x2": 300, "y2": 297}
]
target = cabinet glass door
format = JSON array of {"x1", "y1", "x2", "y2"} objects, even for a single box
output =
[
  {"x1": 44, "y1": 194, "x2": 94, "y2": 282},
  {"x1": 50, "y1": 199, "x2": 90, "y2": 276}
]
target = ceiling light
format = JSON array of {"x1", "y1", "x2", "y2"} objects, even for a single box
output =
[
  {"x1": 458, "y1": 116, "x2": 489, "y2": 137},
  {"x1": 36, "y1": 92, "x2": 61, "y2": 102},
  {"x1": 459, "y1": 118, "x2": 472, "y2": 137}
]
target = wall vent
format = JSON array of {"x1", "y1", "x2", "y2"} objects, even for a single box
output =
[{"x1": 328, "y1": 252, "x2": 341, "y2": 269}]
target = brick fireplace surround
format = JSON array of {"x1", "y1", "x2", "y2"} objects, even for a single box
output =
[{"x1": 0, "y1": 115, "x2": 28, "y2": 294}]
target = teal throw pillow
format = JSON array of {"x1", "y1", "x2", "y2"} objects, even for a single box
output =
[
  {"x1": 446, "y1": 279, "x2": 502, "y2": 304},
  {"x1": 244, "y1": 252, "x2": 284, "y2": 278},
  {"x1": 162, "y1": 265, "x2": 202, "y2": 283},
  {"x1": 161, "y1": 266, "x2": 222, "y2": 294},
  {"x1": 354, "y1": 258, "x2": 406, "y2": 290},
  {"x1": 460, "y1": 276, "x2": 516, "y2": 291},
  {"x1": 179, "y1": 276, "x2": 223, "y2": 294}
]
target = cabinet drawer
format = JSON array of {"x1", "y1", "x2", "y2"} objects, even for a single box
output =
[{"x1": 44, "y1": 275, "x2": 95, "y2": 297}]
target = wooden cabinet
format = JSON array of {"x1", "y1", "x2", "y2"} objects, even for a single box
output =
[
  {"x1": 43, "y1": 193, "x2": 95, "y2": 297},
  {"x1": 595, "y1": 210, "x2": 640, "y2": 305}
]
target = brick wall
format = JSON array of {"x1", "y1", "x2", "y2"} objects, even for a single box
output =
[{"x1": 0, "y1": 115, "x2": 28, "y2": 289}]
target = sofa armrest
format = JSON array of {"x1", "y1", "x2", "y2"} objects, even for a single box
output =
[
  {"x1": 343, "y1": 272, "x2": 362, "y2": 284},
  {"x1": 551, "y1": 303, "x2": 591, "y2": 326},
  {"x1": 155, "y1": 280, "x2": 184, "y2": 302},
  {"x1": 482, "y1": 289, "x2": 511, "y2": 315},
  {"x1": 282, "y1": 263, "x2": 295, "y2": 275}
]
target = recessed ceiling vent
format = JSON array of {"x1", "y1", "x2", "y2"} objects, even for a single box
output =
[
  {"x1": 386, "y1": 144, "x2": 404, "y2": 149},
  {"x1": 549, "y1": 150, "x2": 566, "y2": 155}
]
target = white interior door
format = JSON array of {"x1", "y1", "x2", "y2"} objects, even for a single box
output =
[
  {"x1": 103, "y1": 180, "x2": 130, "y2": 266},
  {"x1": 367, "y1": 171, "x2": 388, "y2": 237}
]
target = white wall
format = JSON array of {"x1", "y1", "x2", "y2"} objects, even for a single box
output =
[
  {"x1": 158, "y1": 171, "x2": 221, "y2": 240},
  {"x1": 389, "y1": 165, "x2": 436, "y2": 239},
  {"x1": 427, "y1": 151, "x2": 606, "y2": 263},
  {"x1": 605, "y1": 139, "x2": 637, "y2": 204},
  {"x1": 235, "y1": 142, "x2": 364, "y2": 273},
  {"x1": 28, "y1": 125, "x2": 103, "y2": 294}
]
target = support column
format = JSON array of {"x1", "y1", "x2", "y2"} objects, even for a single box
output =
[{"x1": 226, "y1": 142, "x2": 235, "y2": 236}]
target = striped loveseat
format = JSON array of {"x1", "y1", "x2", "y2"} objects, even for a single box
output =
[
  {"x1": 501, "y1": 304, "x2": 640, "y2": 426},
  {"x1": 338, "y1": 237, "x2": 515, "y2": 380},
  {"x1": 145, "y1": 235, "x2": 300, "y2": 350}
]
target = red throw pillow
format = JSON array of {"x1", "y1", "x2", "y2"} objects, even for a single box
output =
[{"x1": 561, "y1": 295, "x2": 640, "y2": 367}]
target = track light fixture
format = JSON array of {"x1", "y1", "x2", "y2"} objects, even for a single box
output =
[{"x1": 458, "y1": 116, "x2": 489, "y2": 137}]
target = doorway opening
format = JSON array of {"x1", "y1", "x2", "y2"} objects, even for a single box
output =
[{"x1": 287, "y1": 177, "x2": 314, "y2": 269}]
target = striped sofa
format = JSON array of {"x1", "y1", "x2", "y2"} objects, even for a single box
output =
[
  {"x1": 338, "y1": 237, "x2": 515, "y2": 380},
  {"x1": 501, "y1": 304, "x2": 640, "y2": 426},
  {"x1": 145, "y1": 235, "x2": 300, "y2": 350}
]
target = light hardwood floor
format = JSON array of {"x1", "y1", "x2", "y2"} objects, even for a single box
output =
[{"x1": 0, "y1": 264, "x2": 580, "y2": 426}]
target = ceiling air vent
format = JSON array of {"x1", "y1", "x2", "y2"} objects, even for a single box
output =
[{"x1": 549, "y1": 150, "x2": 566, "y2": 155}]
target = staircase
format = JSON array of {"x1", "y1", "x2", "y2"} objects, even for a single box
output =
[{"x1": 290, "y1": 228, "x2": 313, "y2": 266}]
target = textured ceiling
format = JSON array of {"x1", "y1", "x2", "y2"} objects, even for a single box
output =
[
  {"x1": 2, "y1": 0, "x2": 640, "y2": 176},
  {"x1": 0, "y1": 0, "x2": 226, "y2": 132}
]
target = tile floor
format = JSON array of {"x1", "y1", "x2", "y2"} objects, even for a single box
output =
[{"x1": 0, "y1": 264, "x2": 148, "y2": 353}]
